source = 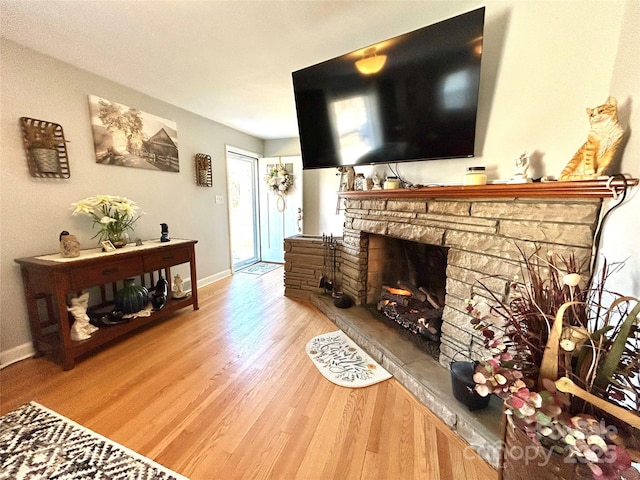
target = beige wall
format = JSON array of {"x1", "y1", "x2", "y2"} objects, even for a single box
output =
[
  {"x1": 372, "y1": 1, "x2": 633, "y2": 184},
  {"x1": 0, "y1": 39, "x2": 264, "y2": 364},
  {"x1": 268, "y1": 1, "x2": 638, "y2": 239},
  {"x1": 597, "y1": 0, "x2": 640, "y2": 299}
]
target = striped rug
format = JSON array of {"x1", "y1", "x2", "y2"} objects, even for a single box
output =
[{"x1": 0, "y1": 402, "x2": 187, "y2": 480}]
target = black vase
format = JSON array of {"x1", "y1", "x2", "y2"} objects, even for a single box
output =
[
  {"x1": 155, "y1": 276, "x2": 169, "y2": 297},
  {"x1": 151, "y1": 276, "x2": 169, "y2": 310},
  {"x1": 114, "y1": 278, "x2": 148, "y2": 314},
  {"x1": 450, "y1": 361, "x2": 491, "y2": 411}
]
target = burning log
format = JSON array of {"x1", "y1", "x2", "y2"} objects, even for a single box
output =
[
  {"x1": 380, "y1": 286, "x2": 412, "y2": 306},
  {"x1": 397, "y1": 281, "x2": 427, "y2": 302},
  {"x1": 377, "y1": 282, "x2": 444, "y2": 344}
]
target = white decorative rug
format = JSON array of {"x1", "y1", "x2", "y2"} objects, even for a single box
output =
[
  {"x1": 0, "y1": 401, "x2": 187, "y2": 480},
  {"x1": 306, "y1": 330, "x2": 392, "y2": 388},
  {"x1": 240, "y1": 262, "x2": 281, "y2": 275}
]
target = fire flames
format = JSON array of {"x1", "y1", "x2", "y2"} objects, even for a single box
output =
[{"x1": 382, "y1": 286, "x2": 412, "y2": 296}]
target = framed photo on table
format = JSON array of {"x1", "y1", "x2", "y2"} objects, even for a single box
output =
[{"x1": 101, "y1": 240, "x2": 115, "y2": 252}]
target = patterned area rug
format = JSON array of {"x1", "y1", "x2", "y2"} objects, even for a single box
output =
[
  {"x1": 240, "y1": 262, "x2": 281, "y2": 275},
  {"x1": 0, "y1": 402, "x2": 187, "y2": 480},
  {"x1": 306, "y1": 330, "x2": 392, "y2": 388}
]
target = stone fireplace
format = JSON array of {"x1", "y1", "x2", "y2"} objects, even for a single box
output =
[
  {"x1": 283, "y1": 181, "x2": 629, "y2": 468},
  {"x1": 339, "y1": 194, "x2": 601, "y2": 369}
]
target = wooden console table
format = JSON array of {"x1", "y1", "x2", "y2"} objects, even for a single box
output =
[{"x1": 15, "y1": 239, "x2": 198, "y2": 370}]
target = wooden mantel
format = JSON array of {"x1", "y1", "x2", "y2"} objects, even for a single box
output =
[{"x1": 339, "y1": 178, "x2": 638, "y2": 200}]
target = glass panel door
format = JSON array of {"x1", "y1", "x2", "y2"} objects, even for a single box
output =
[
  {"x1": 226, "y1": 150, "x2": 260, "y2": 270},
  {"x1": 259, "y1": 156, "x2": 303, "y2": 263}
]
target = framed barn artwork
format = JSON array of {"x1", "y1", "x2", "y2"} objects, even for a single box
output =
[{"x1": 88, "y1": 95, "x2": 179, "y2": 172}]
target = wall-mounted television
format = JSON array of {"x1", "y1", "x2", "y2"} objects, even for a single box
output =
[{"x1": 292, "y1": 7, "x2": 485, "y2": 170}]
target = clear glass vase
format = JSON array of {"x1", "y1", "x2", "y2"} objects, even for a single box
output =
[{"x1": 108, "y1": 232, "x2": 130, "y2": 248}]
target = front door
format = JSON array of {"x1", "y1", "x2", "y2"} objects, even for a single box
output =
[{"x1": 259, "y1": 156, "x2": 303, "y2": 263}]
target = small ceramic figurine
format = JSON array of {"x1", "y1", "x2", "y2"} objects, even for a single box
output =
[
  {"x1": 346, "y1": 166, "x2": 356, "y2": 191},
  {"x1": 336, "y1": 166, "x2": 356, "y2": 191},
  {"x1": 365, "y1": 177, "x2": 374, "y2": 191},
  {"x1": 59, "y1": 231, "x2": 80, "y2": 258},
  {"x1": 68, "y1": 292, "x2": 99, "y2": 341},
  {"x1": 372, "y1": 172, "x2": 382, "y2": 190},
  {"x1": 509, "y1": 152, "x2": 532, "y2": 183},
  {"x1": 172, "y1": 273, "x2": 187, "y2": 299},
  {"x1": 160, "y1": 223, "x2": 170, "y2": 242}
]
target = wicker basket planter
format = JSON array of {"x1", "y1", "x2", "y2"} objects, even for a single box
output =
[
  {"x1": 31, "y1": 148, "x2": 59, "y2": 173},
  {"x1": 502, "y1": 422, "x2": 595, "y2": 480}
]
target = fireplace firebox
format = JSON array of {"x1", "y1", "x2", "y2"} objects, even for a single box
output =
[{"x1": 367, "y1": 235, "x2": 448, "y2": 359}]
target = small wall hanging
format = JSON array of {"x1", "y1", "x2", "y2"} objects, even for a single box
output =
[
  {"x1": 20, "y1": 117, "x2": 70, "y2": 178},
  {"x1": 195, "y1": 153, "x2": 212, "y2": 187}
]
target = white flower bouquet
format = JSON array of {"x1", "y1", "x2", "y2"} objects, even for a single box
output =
[{"x1": 71, "y1": 195, "x2": 141, "y2": 246}]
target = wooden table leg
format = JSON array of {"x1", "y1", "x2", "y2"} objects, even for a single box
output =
[
  {"x1": 189, "y1": 246, "x2": 199, "y2": 310},
  {"x1": 53, "y1": 286, "x2": 75, "y2": 371},
  {"x1": 20, "y1": 268, "x2": 45, "y2": 357}
]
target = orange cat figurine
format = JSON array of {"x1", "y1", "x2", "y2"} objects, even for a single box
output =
[{"x1": 559, "y1": 96, "x2": 623, "y2": 181}]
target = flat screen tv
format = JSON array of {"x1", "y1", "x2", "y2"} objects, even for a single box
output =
[{"x1": 292, "y1": 7, "x2": 485, "y2": 170}]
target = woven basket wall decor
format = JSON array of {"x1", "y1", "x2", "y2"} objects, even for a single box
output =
[
  {"x1": 195, "y1": 153, "x2": 212, "y2": 187},
  {"x1": 20, "y1": 117, "x2": 70, "y2": 179}
]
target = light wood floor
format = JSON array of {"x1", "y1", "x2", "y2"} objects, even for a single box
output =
[{"x1": 0, "y1": 266, "x2": 498, "y2": 480}]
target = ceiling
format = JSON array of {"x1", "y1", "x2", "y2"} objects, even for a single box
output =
[{"x1": 0, "y1": 1, "x2": 476, "y2": 140}]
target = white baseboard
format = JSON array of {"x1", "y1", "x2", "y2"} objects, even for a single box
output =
[
  {"x1": 0, "y1": 342, "x2": 35, "y2": 370},
  {"x1": 198, "y1": 270, "x2": 232, "y2": 288}
]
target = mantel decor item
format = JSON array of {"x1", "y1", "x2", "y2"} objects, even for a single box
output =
[
  {"x1": 463, "y1": 166, "x2": 487, "y2": 186},
  {"x1": 195, "y1": 153, "x2": 212, "y2": 187},
  {"x1": 559, "y1": 96, "x2": 624, "y2": 181},
  {"x1": 71, "y1": 195, "x2": 142, "y2": 248},
  {"x1": 20, "y1": 117, "x2": 70, "y2": 178},
  {"x1": 508, "y1": 151, "x2": 532, "y2": 184},
  {"x1": 466, "y1": 246, "x2": 640, "y2": 479}
]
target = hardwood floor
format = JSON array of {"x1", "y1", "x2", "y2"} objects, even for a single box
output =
[{"x1": 0, "y1": 266, "x2": 498, "y2": 480}]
